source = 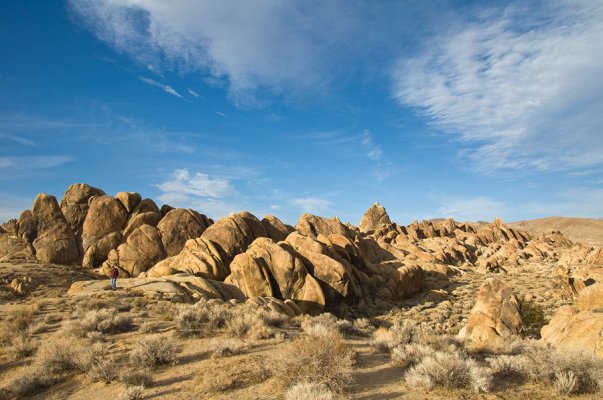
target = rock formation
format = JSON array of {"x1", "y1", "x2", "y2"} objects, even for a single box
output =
[{"x1": 359, "y1": 202, "x2": 392, "y2": 233}]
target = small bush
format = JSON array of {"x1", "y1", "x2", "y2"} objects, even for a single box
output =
[
  {"x1": 130, "y1": 336, "x2": 179, "y2": 368},
  {"x1": 257, "y1": 308, "x2": 289, "y2": 328},
  {"x1": 7, "y1": 334, "x2": 37, "y2": 360},
  {"x1": 120, "y1": 386, "x2": 145, "y2": 400},
  {"x1": 391, "y1": 344, "x2": 431, "y2": 369},
  {"x1": 209, "y1": 338, "x2": 246, "y2": 357},
  {"x1": 4, "y1": 366, "x2": 56, "y2": 398},
  {"x1": 0, "y1": 306, "x2": 35, "y2": 349},
  {"x1": 285, "y1": 381, "x2": 335, "y2": 400},
  {"x1": 404, "y1": 350, "x2": 472, "y2": 390},
  {"x1": 64, "y1": 308, "x2": 132, "y2": 337},
  {"x1": 550, "y1": 351, "x2": 602, "y2": 394},
  {"x1": 225, "y1": 312, "x2": 274, "y2": 339},
  {"x1": 79, "y1": 343, "x2": 118, "y2": 383},
  {"x1": 175, "y1": 301, "x2": 231, "y2": 337},
  {"x1": 139, "y1": 321, "x2": 160, "y2": 334},
  {"x1": 276, "y1": 329, "x2": 354, "y2": 392},
  {"x1": 119, "y1": 368, "x2": 154, "y2": 388},
  {"x1": 369, "y1": 320, "x2": 446, "y2": 353},
  {"x1": 520, "y1": 301, "x2": 547, "y2": 338},
  {"x1": 300, "y1": 313, "x2": 367, "y2": 337},
  {"x1": 36, "y1": 337, "x2": 81, "y2": 374},
  {"x1": 487, "y1": 354, "x2": 530, "y2": 380},
  {"x1": 555, "y1": 370, "x2": 577, "y2": 395}
]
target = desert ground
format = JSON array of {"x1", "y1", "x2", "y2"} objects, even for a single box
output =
[{"x1": 0, "y1": 185, "x2": 602, "y2": 399}]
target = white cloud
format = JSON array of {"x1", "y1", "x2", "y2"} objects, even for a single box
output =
[
  {"x1": 139, "y1": 77, "x2": 183, "y2": 98},
  {"x1": 0, "y1": 133, "x2": 35, "y2": 146},
  {"x1": 215, "y1": 111, "x2": 227, "y2": 118},
  {"x1": 436, "y1": 196, "x2": 509, "y2": 222},
  {"x1": 68, "y1": 0, "x2": 358, "y2": 105},
  {"x1": 360, "y1": 130, "x2": 383, "y2": 161},
  {"x1": 291, "y1": 197, "x2": 334, "y2": 214},
  {"x1": 0, "y1": 156, "x2": 71, "y2": 169},
  {"x1": 187, "y1": 88, "x2": 200, "y2": 98},
  {"x1": 393, "y1": 2, "x2": 603, "y2": 174}
]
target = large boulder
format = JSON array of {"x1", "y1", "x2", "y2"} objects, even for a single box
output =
[
  {"x1": 115, "y1": 192, "x2": 141, "y2": 213},
  {"x1": 123, "y1": 211, "x2": 162, "y2": 238},
  {"x1": 157, "y1": 208, "x2": 212, "y2": 257},
  {"x1": 59, "y1": 183, "x2": 105, "y2": 258},
  {"x1": 227, "y1": 237, "x2": 325, "y2": 313},
  {"x1": 81, "y1": 195, "x2": 128, "y2": 267},
  {"x1": 261, "y1": 215, "x2": 292, "y2": 242},
  {"x1": 105, "y1": 224, "x2": 166, "y2": 277},
  {"x1": 359, "y1": 203, "x2": 392, "y2": 233},
  {"x1": 460, "y1": 278, "x2": 522, "y2": 348},
  {"x1": 0, "y1": 234, "x2": 36, "y2": 262},
  {"x1": 541, "y1": 284, "x2": 603, "y2": 358},
  {"x1": 144, "y1": 237, "x2": 228, "y2": 280},
  {"x1": 295, "y1": 214, "x2": 351, "y2": 239},
  {"x1": 30, "y1": 194, "x2": 80, "y2": 265},
  {"x1": 201, "y1": 211, "x2": 267, "y2": 267}
]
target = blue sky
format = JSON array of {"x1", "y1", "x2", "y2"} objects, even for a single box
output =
[{"x1": 1, "y1": 0, "x2": 602, "y2": 225}]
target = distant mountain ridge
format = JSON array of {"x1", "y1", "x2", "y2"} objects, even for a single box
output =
[{"x1": 509, "y1": 217, "x2": 603, "y2": 248}]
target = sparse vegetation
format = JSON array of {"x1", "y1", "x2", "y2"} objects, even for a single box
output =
[
  {"x1": 285, "y1": 381, "x2": 335, "y2": 400},
  {"x1": 64, "y1": 307, "x2": 132, "y2": 337},
  {"x1": 120, "y1": 385, "x2": 145, "y2": 400},
  {"x1": 130, "y1": 335, "x2": 180, "y2": 368},
  {"x1": 209, "y1": 338, "x2": 247, "y2": 357}
]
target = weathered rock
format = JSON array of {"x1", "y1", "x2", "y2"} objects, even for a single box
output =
[
  {"x1": 17, "y1": 210, "x2": 37, "y2": 243},
  {"x1": 67, "y1": 273, "x2": 245, "y2": 303},
  {"x1": 59, "y1": 183, "x2": 105, "y2": 257},
  {"x1": 461, "y1": 278, "x2": 522, "y2": 347},
  {"x1": 0, "y1": 234, "x2": 36, "y2": 262},
  {"x1": 359, "y1": 203, "x2": 392, "y2": 233},
  {"x1": 106, "y1": 224, "x2": 166, "y2": 277},
  {"x1": 115, "y1": 192, "x2": 141, "y2": 214},
  {"x1": 30, "y1": 194, "x2": 80, "y2": 265},
  {"x1": 228, "y1": 237, "x2": 325, "y2": 313},
  {"x1": 144, "y1": 237, "x2": 228, "y2": 280},
  {"x1": 123, "y1": 211, "x2": 162, "y2": 238},
  {"x1": 261, "y1": 215, "x2": 292, "y2": 242},
  {"x1": 128, "y1": 198, "x2": 160, "y2": 221},
  {"x1": 160, "y1": 204, "x2": 174, "y2": 217},
  {"x1": 157, "y1": 209, "x2": 211, "y2": 257},
  {"x1": 296, "y1": 213, "x2": 351, "y2": 239},
  {"x1": 82, "y1": 195, "x2": 128, "y2": 252},
  {"x1": 2, "y1": 219, "x2": 19, "y2": 235},
  {"x1": 201, "y1": 211, "x2": 267, "y2": 267},
  {"x1": 541, "y1": 284, "x2": 603, "y2": 359},
  {"x1": 82, "y1": 232, "x2": 122, "y2": 269}
]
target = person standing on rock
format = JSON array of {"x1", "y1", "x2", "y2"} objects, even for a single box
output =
[{"x1": 109, "y1": 265, "x2": 119, "y2": 290}]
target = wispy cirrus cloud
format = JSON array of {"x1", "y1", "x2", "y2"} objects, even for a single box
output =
[
  {"x1": 0, "y1": 133, "x2": 35, "y2": 146},
  {"x1": 0, "y1": 156, "x2": 71, "y2": 169},
  {"x1": 394, "y1": 1, "x2": 603, "y2": 174},
  {"x1": 139, "y1": 77, "x2": 183, "y2": 98},
  {"x1": 291, "y1": 197, "x2": 334, "y2": 214}
]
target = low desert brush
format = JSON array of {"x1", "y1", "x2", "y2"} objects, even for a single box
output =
[
  {"x1": 3, "y1": 366, "x2": 56, "y2": 399},
  {"x1": 209, "y1": 338, "x2": 247, "y2": 357},
  {"x1": 120, "y1": 385, "x2": 145, "y2": 400},
  {"x1": 276, "y1": 328, "x2": 355, "y2": 392},
  {"x1": 130, "y1": 335, "x2": 180, "y2": 368},
  {"x1": 64, "y1": 308, "x2": 132, "y2": 337},
  {"x1": 175, "y1": 300, "x2": 231, "y2": 337},
  {"x1": 119, "y1": 368, "x2": 154, "y2": 388},
  {"x1": 225, "y1": 311, "x2": 275, "y2": 339},
  {"x1": 285, "y1": 381, "x2": 335, "y2": 400}
]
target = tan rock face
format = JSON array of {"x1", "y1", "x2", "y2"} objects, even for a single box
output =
[
  {"x1": 82, "y1": 195, "x2": 128, "y2": 250},
  {"x1": 144, "y1": 237, "x2": 228, "y2": 280},
  {"x1": 295, "y1": 213, "x2": 351, "y2": 239},
  {"x1": 157, "y1": 209, "x2": 211, "y2": 257},
  {"x1": 359, "y1": 203, "x2": 392, "y2": 233},
  {"x1": 82, "y1": 232, "x2": 122, "y2": 269},
  {"x1": 59, "y1": 183, "x2": 105, "y2": 258},
  {"x1": 576, "y1": 283, "x2": 603, "y2": 312},
  {"x1": 261, "y1": 215, "x2": 292, "y2": 242},
  {"x1": 0, "y1": 234, "x2": 36, "y2": 262},
  {"x1": 30, "y1": 194, "x2": 79, "y2": 265},
  {"x1": 123, "y1": 211, "x2": 162, "y2": 238},
  {"x1": 201, "y1": 211, "x2": 267, "y2": 267},
  {"x1": 128, "y1": 198, "x2": 160, "y2": 221},
  {"x1": 107, "y1": 224, "x2": 167, "y2": 277},
  {"x1": 228, "y1": 237, "x2": 325, "y2": 314},
  {"x1": 462, "y1": 278, "x2": 522, "y2": 347},
  {"x1": 114, "y1": 192, "x2": 141, "y2": 213}
]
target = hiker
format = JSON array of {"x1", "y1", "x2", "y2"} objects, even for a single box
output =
[{"x1": 109, "y1": 265, "x2": 119, "y2": 290}]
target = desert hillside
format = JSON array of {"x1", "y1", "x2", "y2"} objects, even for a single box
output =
[
  {"x1": 510, "y1": 217, "x2": 603, "y2": 247},
  {"x1": 1, "y1": 185, "x2": 602, "y2": 399}
]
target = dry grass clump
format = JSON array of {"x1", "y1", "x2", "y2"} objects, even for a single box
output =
[
  {"x1": 79, "y1": 343, "x2": 118, "y2": 383},
  {"x1": 196, "y1": 356, "x2": 271, "y2": 393},
  {"x1": 225, "y1": 310, "x2": 275, "y2": 339},
  {"x1": 3, "y1": 366, "x2": 56, "y2": 399},
  {"x1": 371, "y1": 319, "x2": 451, "y2": 353},
  {"x1": 139, "y1": 321, "x2": 161, "y2": 334},
  {"x1": 391, "y1": 343, "x2": 432, "y2": 369},
  {"x1": 256, "y1": 308, "x2": 289, "y2": 327},
  {"x1": 64, "y1": 308, "x2": 132, "y2": 337},
  {"x1": 36, "y1": 337, "x2": 81, "y2": 374},
  {"x1": 174, "y1": 300, "x2": 231, "y2": 337},
  {"x1": 119, "y1": 368, "x2": 154, "y2": 388},
  {"x1": 487, "y1": 354, "x2": 531, "y2": 380},
  {"x1": 301, "y1": 313, "x2": 373, "y2": 337},
  {"x1": 285, "y1": 381, "x2": 335, "y2": 400},
  {"x1": 119, "y1": 385, "x2": 145, "y2": 400},
  {"x1": 130, "y1": 335, "x2": 180, "y2": 368},
  {"x1": 7, "y1": 334, "x2": 37, "y2": 360},
  {"x1": 209, "y1": 338, "x2": 247, "y2": 357},
  {"x1": 549, "y1": 351, "x2": 603, "y2": 394},
  {"x1": 0, "y1": 306, "x2": 38, "y2": 360},
  {"x1": 276, "y1": 328, "x2": 355, "y2": 393}
]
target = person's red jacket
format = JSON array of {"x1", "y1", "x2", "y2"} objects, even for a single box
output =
[{"x1": 109, "y1": 267, "x2": 119, "y2": 278}]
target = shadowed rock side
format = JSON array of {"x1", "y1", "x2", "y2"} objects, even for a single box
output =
[{"x1": 359, "y1": 202, "x2": 392, "y2": 233}]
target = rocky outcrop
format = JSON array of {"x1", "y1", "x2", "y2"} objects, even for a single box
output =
[
  {"x1": 157, "y1": 208, "x2": 211, "y2": 257},
  {"x1": 460, "y1": 278, "x2": 522, "y2": 348},
  {"x1": 227, "y1": 237, "x2": 325, "y2": 313},
  {"x1": 359, "y1": 203, "x2": 392, "y2": 233},
  {"x1": 0, "y1": 234, "x2": 36, "y2": 262},
  {"x1": 261, "y1": 215, "x2": 293, "y2": 242},
  {"x1": 541, "y1": 283, "x2": 603, "y2": 358},
  {"x1": 295, "y1": 213, "x2": 351, "y2": 239},
  {"x1": 104, "y1": 224, "x2": 167, "y2": 277}
]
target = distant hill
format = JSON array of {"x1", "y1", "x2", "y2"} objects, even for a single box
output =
[{"x1": 509, "y1": 217, "x2": 603, "y2": 247}]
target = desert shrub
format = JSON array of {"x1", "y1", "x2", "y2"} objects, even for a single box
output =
[
  {"x1": 300, "y1": 313, "x2": 365, "y2": 337},
  {"x1": 555, "y1": 370, "x2": 577, "y2": 395},
  {"x1": 404, "y1": 350, "x2": 474, "y2": 390},
  {"x1": 36, "y1": 337, "x2": 81, "y2": 374},
  {"x1": 469, "y1": 365, "x2": 494, "y2": 393},
  {"x1": 285, "y1": 381, "x2": 335, "y2": 400},
  {"x1": 7, "y1": 334, "x2": 37, "y2": 360},
  {"x1": 139, "y1": 321, "x2": 160, "y2": 334},
  {"x1": 257, "y1": 308, "x2": 289, "y2": 328},
  {"x1": 79, "y1": 343, "x2": 118, "y2": 383},
  {"x1": 0, "y1": 306, "x2": 35, "y2": 346},
  {"x1": 352, "y1": 318, "x2": 375, "y2": 337},
  {"x1": 4, "y1": 366, "x2": 56, "y2": 399},
  {"x1": 64, "y1": 308, "x2": 132, "y2": 337},
  {"x1": 209, "y1": 338, "x2": 247, "y2": 357},
  {"x1": 198, "y1": 356, "x2": 270, "y2": 393},
  {"x1": 520, "y1": 300, "x2": 547, "y2": 338},
  {"x1": 550, "y1": 351, "x2": 602, "y2": 394},
  {"x1": 391, "y1": 343, "x2": 432, "y2": 369},
  {"x1": 369, "y1": 319, "x2": 448, "y2": 353},
  {"x1": 225, "y1": 312, "x2": 274, "y2": 339},
  {"x1": 119, "y1": 386, "x2": 145, "y2": 400},
  {"x1": 487, "y1": 354, "x2": 531, "y2": 380},
  {"x1": 276, "y1": 328, "x2": 355, "y2": 392},
  {"x1": 119, "y1": 368, "x2": 154, "y2": 388},
  {"x1": 130, "y1": 336, "x2": 179, "y2": 368},
  {"x1": 175, "y1": 300, "x2": 232, "y2": 337}
]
